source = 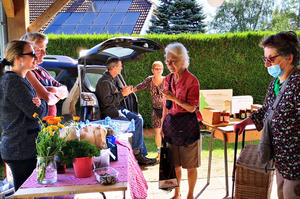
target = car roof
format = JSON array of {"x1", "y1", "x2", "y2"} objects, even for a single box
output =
[
  {"x1": 78, "y1": 37, "x2": 161, "y2": 65},
  {"x1": 40, "y1": 55, "x2": 78, "y2": 71}
]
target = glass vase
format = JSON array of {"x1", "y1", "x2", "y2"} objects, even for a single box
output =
[{"x1": 36, "y1": 156, "x2": 57, "y2": 184}]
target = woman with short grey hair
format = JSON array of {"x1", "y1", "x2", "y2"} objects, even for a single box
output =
[
  {"x1": 161, "y1": 42, "x2": 202, "y2": 199},
  {"x1": 164, "y1": 42, "x2": 190, "y2": 68}
]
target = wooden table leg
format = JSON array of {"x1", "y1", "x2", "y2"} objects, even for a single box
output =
[
  {"x1": 123, "y1": 190, "x2": 126, "y2": 199},
  {"x1": 222, "y1": 132, "x2": 229, "y2": 197}
]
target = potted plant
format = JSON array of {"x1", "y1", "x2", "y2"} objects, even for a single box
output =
[{"x1": 58, "y1": 139, "x2": 100, "y2": 178}]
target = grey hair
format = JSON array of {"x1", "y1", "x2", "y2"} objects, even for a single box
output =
[
  {"x1": 106, "y1": 57, "x2": 121, "y2": 70},
  {"x1": 164, "y1": 42, "x2": 189, "y2": 68},
  {"x1": 20, "y1": 32, "x2": 48, "y2": 44}
]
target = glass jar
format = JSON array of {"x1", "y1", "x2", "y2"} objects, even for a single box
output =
[
  {"x1": 239, "y1": 109, "x2": 246, "y2": 119},
  {"x1": 36, "y1": 156, "x2": 57, "y2": 184}
]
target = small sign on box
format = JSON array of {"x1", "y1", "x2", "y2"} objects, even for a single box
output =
[{"x1": 202, "y1": 107, "x2": 221, "y2": 125}]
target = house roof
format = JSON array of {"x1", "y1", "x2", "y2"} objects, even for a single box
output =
[{"x1": 29, "y1": 0, "x2": 152, "y2": 35}]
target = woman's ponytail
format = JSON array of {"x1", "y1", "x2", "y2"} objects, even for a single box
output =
[{"x1": 0, "y1": 58, "x2": 12, "y2": 77}]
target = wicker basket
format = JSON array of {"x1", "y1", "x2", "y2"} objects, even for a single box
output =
[{"x1": 235, "y1": 145, "x2": 274, "y2": 199}]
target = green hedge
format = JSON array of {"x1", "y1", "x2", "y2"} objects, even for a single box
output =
[{"x1": 46, "y1": 31, "x2": 294, "y2": 127}]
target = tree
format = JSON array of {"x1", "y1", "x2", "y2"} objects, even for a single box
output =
[
  {"x1": 270, "y1": 0, "x2": 300, "y2": 31},
  {"x1": 148, "y1": 0, "x2": 206, "y2": 34},
  {"x1": 148, "y1": 0, "x2": 173, "y2": 34},
  {"x1": 209, "y1": 0, "x2": 274, "y2": 33}
]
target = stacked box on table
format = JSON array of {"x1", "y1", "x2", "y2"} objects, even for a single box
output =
[
  {"x1": 202, "y1": 107, "x2": 221, "y2": 125},
  {"x1": 235, "y1": 145, "x2": 274, "y2": 199}
]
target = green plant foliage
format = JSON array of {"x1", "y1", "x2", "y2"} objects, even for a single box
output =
[
  {"x1": 46, "y1": 31, "x2": 299, "y2": 127},
  {"x1": 148, "y1": 0, "x2": 206, "y2": 34},
  {"x1": 58, "y1": 139, "x2": 100, "y2": 165}
]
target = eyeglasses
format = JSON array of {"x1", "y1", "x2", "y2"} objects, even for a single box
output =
[
  {"x1": 34, "y1": 45, "x2": 46, "y2": 54},
  {"x1": 165, "y1": 60, "x2": 177, "y2": 65},
  {"x1": 262, "y1": 54, "x2": 280, "y2": 63},
  {"x1": 21, "y1": 52, "x2": 37, "y2": 58}
]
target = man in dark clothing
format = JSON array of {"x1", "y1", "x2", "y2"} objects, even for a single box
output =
[{"x1": 95, "y1": 57, "x2": 156, "y2": 166}]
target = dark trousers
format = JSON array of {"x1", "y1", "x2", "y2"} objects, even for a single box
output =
[{"x1": 4, "y1": 158, "x2": 36, "y2": 191}]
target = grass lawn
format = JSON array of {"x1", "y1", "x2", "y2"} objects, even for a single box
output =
[{"x1": 145, "y1": 131, "x2": 260, "y2": 162}]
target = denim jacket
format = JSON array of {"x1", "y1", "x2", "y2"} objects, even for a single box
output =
[{"x1": 0, "y1": 72, "x2": 48, "y2": 160}]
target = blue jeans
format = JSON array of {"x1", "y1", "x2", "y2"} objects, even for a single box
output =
[{"x1": 115, "y1": 108, "x2": 147, "y2": 156}]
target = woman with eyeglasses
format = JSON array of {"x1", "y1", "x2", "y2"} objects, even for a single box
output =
[
  {"x1": 234, "y1": 31, "x2": 300, "y2": 199},
  {"x1": 20, "y1": 32, "x2": 68, "y2": 116},
  {"x1": 161, "y1": 43, "x2": 202, "y2": 199},
  {"x1": 133, "y1": 61, "x2": 165, "y2": 159},
  {"x1": 0, "y1": 40, "x2": 48, "y2": 190}
]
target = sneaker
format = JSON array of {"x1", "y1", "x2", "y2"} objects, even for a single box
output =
[{"x1": 134, "y1": 151, "x2": 157, "y2": 165}]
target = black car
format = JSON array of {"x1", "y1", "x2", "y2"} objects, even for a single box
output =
[{"x1": 42, "y1": 37, "x2": 161, "y2": 120}]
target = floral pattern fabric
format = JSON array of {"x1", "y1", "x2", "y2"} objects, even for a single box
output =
[
  {"x1": 135, "y1": 76, "x2": 164, "y2": 128},
  {"x1": 250, "y1": 69, "x2": 300, "y2": 180}
]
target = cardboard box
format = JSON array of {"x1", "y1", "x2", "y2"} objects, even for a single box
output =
[{"x1": 202, "y1": 107, "x2": 221, "y2": 125}]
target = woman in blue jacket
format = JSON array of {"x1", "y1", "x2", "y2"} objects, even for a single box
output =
[{"x1": 0, "y1": 40, "x2": 48, "y2": 190}]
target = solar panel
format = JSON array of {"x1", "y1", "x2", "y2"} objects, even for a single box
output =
[
  {"x1": 79, "y1": 13, "x2": 99, "y2": 25},
  {"x1": 115, "y1": 1, "x2": 132, "y2": 12},
  {"x1": 75, "y1": 25, "x2": 90, "y2": 34},
  {"x1": 103, "y1": 26, "x2": 120, "y2": 34},
  {"x1": 119, "y1": 26, "x2": 134, "y2": 34},
  {"x1": 101, "y1": 1, "x2": 118, "y2": 12},
  {"x1": 51, "y1": 13, "x2": 71, "y2": 26},
  {"x1": 122, "y1": 12, "x2": 140, "y2": 25},
  {"x1": 44, "y1": 25, "x2": 61, "y2": 34},
  {"x1": 108, "y1": 13, "x2": 126, "y2": 25},
  {"x1": 64, "y1": 13, "x2": 85, "y2": 25},
  {"x1": 89, "y1": 26, "x2": 105, "y2": 34},
  {"x1": 94, "y1": 13, "x2": 112, "y2": 25},
  {"x1": 59, "y1": 25, "x2": 76, "y2": 35}
]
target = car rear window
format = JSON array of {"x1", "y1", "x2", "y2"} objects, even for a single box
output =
[{"x1": 85, "y1": 73, "x2": 103, "y2": 92}]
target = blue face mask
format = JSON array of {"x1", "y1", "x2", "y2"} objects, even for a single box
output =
[{"x1": 267, "y1": 64, "x2": 285, "y2": 77}]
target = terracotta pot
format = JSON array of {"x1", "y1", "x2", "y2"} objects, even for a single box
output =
[{"x1": 73, "y1": 157, "x2": 93, "y2": 178}]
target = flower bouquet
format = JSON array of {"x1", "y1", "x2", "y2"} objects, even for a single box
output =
[{"x1": 33, "y1": 113, "x2": 68, "y2": 184}]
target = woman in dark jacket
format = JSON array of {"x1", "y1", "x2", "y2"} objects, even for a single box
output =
[
  {"x1": 234, "y1": 31, "x2": 300, "y2": 199},
  {"x1": 0, "y1": 40, "x2": 48, "y2": 190}
]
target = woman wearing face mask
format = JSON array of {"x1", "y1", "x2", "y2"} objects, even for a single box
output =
[
  {"x1": 234, "y1": 31, "x2": 300, "y2": 199},
  {"x1": 0, "y1": 40, "x2": 48, "y2": 190}
]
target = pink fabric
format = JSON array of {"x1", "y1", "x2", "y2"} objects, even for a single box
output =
[
  {"x1": 48, "y1": 105, "x2": 57, "y2": 116},
  {"x1": 116, "y1": 139, "x2": 148, "y2": 199},
  {"x1": 20, "y1": 140, "x2": 148, "y2": 199},
  {"x1": 21, "y1": 142, "x2": 129, "y2": 188}
]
